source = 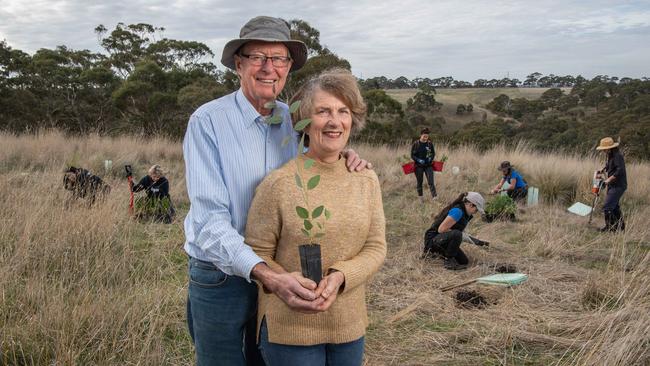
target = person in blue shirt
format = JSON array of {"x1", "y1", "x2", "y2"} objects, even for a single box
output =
[
  {"x1": 491, "y1": 161, "x2": 528, "y2": 202},
  {"x1": 182, "y1": 16, "x2": 370, "y2": 366},
  {"x1": 422, "y1": 192, "x2": 490, "y2": 270},
  {"x1": 410, "y1": 128, "x2": 437, "y2": 201},
  {"x1": 596, "y1": 137, "x2": 627, "y2": 232}
]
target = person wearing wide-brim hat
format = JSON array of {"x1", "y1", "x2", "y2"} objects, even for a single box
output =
[
  {"x1": 595, "y1": 137, "x2": 627, "y2": 232},
  {"x1": 422, "y1": 192, "x2": 490, "y2": 270},
  {"x1": 491, "y1": 160, "x2": 528, "y2": 202},
  {"x1": 182, "y1": 16, "x2": 371, "y2": 365}
]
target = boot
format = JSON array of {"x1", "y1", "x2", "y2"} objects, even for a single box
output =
[
  {"x1": 611, "y1": 209, "x2": 626, "y2": 232},
  {"x1": 599, "y1": 211, "x2": 613, "y2": 232},
  {"x1": 444, "y1": 257, "x2": 467, "y2": 270}
]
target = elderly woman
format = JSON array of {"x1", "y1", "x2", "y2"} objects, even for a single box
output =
[
  {"x1": 245, "y1": 69, "x2": 386, "y2": 366},
  {"x1": 423, "y1": 192, "x2": 489, "y2": 270},
  {"x1": 132, "y1": 164, "x2": 175, "y2": 223},
  {"x1": 491, "y1": 161, "x2": 528, "y2": 202},
  {"x1": 596, "y1": 137, "x2": 627, "y2": 232}
]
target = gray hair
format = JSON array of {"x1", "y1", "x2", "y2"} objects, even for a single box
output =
[{"x1": 148, "y1": 165, "x2": 164, "y2": 177}]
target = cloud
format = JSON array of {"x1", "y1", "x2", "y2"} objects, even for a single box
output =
[{"x1": 0, "y1": 0, "x2": 648, "y2": 81}]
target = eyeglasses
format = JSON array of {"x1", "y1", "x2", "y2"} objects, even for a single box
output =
[{"x1": 239, "y1": 53, "x2": 292, "y2": 67}]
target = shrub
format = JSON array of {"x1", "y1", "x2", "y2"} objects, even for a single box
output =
[{"x1": 485, "y1": 195, "x2": 517, "y2": 218}]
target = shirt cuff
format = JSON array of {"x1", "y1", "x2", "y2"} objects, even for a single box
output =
[{"x1": 233, "y1": 250, "x2": 265, "y2": 283}]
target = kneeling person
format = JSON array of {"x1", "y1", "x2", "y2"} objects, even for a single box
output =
[{"x1": 423, "y1": 192, "x2": 489, "y2": 270}]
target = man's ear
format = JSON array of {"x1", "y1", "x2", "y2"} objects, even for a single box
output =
[{"x1": 234, "y1": 55, "x2": 242, "y2": 75}]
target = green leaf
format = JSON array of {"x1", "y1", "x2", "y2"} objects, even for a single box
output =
[
  {"x1": 304, "y1": 220, "x2": 313, "y2": 230},
  {"x1": 294, "y1": 118, "x2": 312, "y2": 131},
  {"x1": 281, "y1": 135, "x2": 291, "y2": 147},
  {"x1": 294, "y1": 173, "x2": 303, "y2": 188},
  {"x1": 314, "y1": 233, "x2": 325, "y2": 238},
  {"x1": 324, "y1": 209, "x2": 332, "y2": 219},
  {"x1": 289, "y1": 100, "x2": 301, "y2": 113},
  {"x1": 304, "y1": 159, "x2": 314, "y2": 170},
  {"x1": 264, "y1": 101, "x2": 277, "y2": 109},
  {"x1": 296, "y1": 206, "x2": 309, "y2": 219},
  {"x1": 307, "y1": 175, "x2": 320, "y2": 190},
  {"x1": 312, "y1": 205, "x2": 324, "y2": 219},
  {"x1": 301, "y1": 228, "x2": 311, "y2": 237},
  {"x1": 267, "y1": 115, "x2": 282, "y2": 125},
  {"x1": 298, "y1": 134, "x2": 305, "y2": 154}
]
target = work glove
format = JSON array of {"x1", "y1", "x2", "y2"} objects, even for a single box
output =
[
  {"x1": 464, "y1": 233, "x2": 489, "y2": 247},
  {"x1": 473, "y1": 238, "x2": 490, "y2": 247}
]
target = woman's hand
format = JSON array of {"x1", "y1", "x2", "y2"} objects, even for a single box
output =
[{"x1": 314, "y1": 271, "x2": 345, "y2": 312}]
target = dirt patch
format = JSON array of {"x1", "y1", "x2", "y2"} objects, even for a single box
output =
[
  {"x1": 455, "y1": 290, "x2": 488, "y2": 309},
  {"x1": 496, "y1": 264, "x2": 518, "y2": 273}
]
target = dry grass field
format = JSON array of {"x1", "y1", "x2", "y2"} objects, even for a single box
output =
[
  {"x1": 385, "y1": 88, "x2": 572, "y2": 133},
  {"x1": 1, "y1": 132, "x2": 649, "y2": 365}
]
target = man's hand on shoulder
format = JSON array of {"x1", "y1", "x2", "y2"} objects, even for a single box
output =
[{"x1": 342, "y1": 148, "x2": 372, "y2": 172}]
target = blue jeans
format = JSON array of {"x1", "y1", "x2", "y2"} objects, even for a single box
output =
[
  {"x1": 258, "y1": 319, "x2": 364, "y2": 366},
  {"x1": 186, "y1": 257, "x2": 264, "y2": 366}
]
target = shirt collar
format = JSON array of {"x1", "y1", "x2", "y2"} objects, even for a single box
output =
[{"x1": 235, "y1": 89, "x2": 263, "y2": 129}]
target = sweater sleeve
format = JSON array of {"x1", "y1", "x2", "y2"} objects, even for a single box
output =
[
  {"x1": 132, "y1": 176, "x2": 149, "y2": 192},
  {"x1": 245, "y1": 175, "x2": 286, "y2": 274},
  {"x1": 329, "y1": 174, "x2": 387, "y2": 294}
]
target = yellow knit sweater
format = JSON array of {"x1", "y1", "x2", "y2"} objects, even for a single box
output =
[{"x1": 245, "y1": 155, "x2": 386, "y2": 346}]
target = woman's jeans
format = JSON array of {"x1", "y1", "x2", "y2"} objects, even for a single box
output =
[
  {"x1": 186, "y1": 257, "x2": 263, "y2": 366},
  {"x1": 415, "y1": 165, "x2": 436, "y2": 197},
  {"x1": 258, "y1": 319, "x2": 364, "y2": 366},
  {"x1": 602, "y1": 185, "x2": 626, "y2": 230}
]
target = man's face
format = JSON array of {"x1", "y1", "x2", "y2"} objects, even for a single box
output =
[{"x1": 234, "y1": 41, "x2": 292, "y2": 113}]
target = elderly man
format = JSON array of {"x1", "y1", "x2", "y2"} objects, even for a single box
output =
[{"x1": 183, "y1": 16, "x2": 367, "y2": 365}]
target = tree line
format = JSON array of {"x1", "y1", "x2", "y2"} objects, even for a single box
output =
[
  {"x1": 0, "y1": 20, "x2": 349, "y2": 138},
  {"x1": 357, "y1": 73, "x2": 647, "y2": 90},
  {"x1": 1, "y1": 21, "x2": 648, "y2": 160},
  {"x1": 453, "y1": 78, "x2": 650, "y2": 159}
]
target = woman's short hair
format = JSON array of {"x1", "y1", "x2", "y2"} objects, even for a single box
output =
[
  {"x1": 149, "y1": 164, "x2": 164, "y2": 177},
  {"x1": 290, "y1": 68, "x2": 367, "y2": 132}
]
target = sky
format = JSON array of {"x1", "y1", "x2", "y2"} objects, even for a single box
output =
[{"x1": 1, "y1": 0, "x2": 649, "y2": 81}]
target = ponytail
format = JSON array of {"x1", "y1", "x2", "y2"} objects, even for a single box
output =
[{"x1": 432, "y1": 192, "x2": 467, "y2": 222}]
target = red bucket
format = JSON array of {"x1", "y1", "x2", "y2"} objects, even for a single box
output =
[
  {"x1": 401, "y1": 162, "x2": 415, "y2": 175},
  {"x1": 432, "y1": 161, "x2": 444, "y2": 172}
]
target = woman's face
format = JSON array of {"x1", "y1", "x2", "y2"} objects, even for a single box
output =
[
  {"x1": 304, "y1": 89, "x2": 352, "y2": 163},
  {"x1": 464, "y1": 201, "x2": 478, "y2": 215},
  {"x1": 150, "y1": 172, "x2": 161, "y2": 181}
]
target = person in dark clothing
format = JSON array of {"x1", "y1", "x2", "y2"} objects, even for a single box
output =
[
  {"x1": 422, "y1": 192, "x2": 489, "y2": 270},
  {"x1": 491, "y1": 161, "x2": 528, "y2": 202},
  {"x1": 411, "y1": 128, "x2": 437, "y2": 201},
  {"x1": 132, "y1": 164, "x2": 175, "y2": 223},
  {"x1": 596, "y1": 137, "x2": 627, "y2": 232}
]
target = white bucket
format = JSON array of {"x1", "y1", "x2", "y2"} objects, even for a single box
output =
[{"x1": 104, "y1": 160, "x2": 112, "y2": 172}]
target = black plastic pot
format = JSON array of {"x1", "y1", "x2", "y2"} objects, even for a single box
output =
[{"x1": 298, "y1": 244, "x2": 322, "y2": 283}]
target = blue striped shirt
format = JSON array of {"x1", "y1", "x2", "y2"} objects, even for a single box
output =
[{"x1": 183, "y1": 89, "x2": 297, "y2": 281}]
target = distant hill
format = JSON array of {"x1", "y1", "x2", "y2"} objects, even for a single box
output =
[{"x1": 386, "y1": 88, "x2": 571, "y2": 133}]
